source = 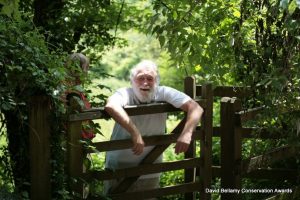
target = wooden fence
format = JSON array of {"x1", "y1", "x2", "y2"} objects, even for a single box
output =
[
  {"x1": 66, "y1": 76, "x2": 213, "y2": 200},
  {"x1": 29, "y1": 76, "x2": 300, "y2": 200},
  {"x1": 219, "y1": 97, "x2": 300, "y2": 200}
]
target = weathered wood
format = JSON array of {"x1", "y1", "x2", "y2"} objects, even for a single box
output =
[
  {"x1": 242, "y1": 145, "x2": 299, "y2": 174},
  {"x1": 84, "y1": 158, "x2": 201, "y2": 181},
  {"x1": 221, "y1": 97, "x2": 235, "y2": 200},
  {"x1": 68, "y1": 100, "x2": 206, "y2": 122},
  {"x1": 195, "y1": 166, "x2": 221, "y2": 178},
  {"x1": 235, "y1": 106, "x2": 264, "y2": 123},
  {"x1": 211, "y1": 166, "x2": 221, "y2": 178},
  {"x1": 109, "y1": 182, "x2": 201, "y2": 200},
  {"x1": 110, "y1": 118, "x2": 187, "y2": 194},
  {"x1": 220, "y1": 97, "x2": 242, "y2": 200},
  {"x1": 29, "y1": 96, "x2": 51, "y2": 200},
  {"x1": 196, "y1": 85, "x2": 252, "y2": 98},
  {"x1": 64, "y1": 79, "x2": 300, "y2": 200},
  {"x1": 86, "y1": 129, "x2": 202, "y2": 153},
  {"x1": 233, "y1": 100, "x2": 242, "y2": 193},
  {"x1": 69, "y1": 102, "x2": 177, "y2": 121},
  {"x1": 199, "y1": 83, "x2": 213, "y2": 200},
  {"x1": 67, "y1": 97, "x2": 85, "y2": 199},
  {"x1": 69, "y1": 109, "x2": 110, "y2": 121},
  {"x1": 184, "y1": 76, "x2": 197, "y2": 200}
]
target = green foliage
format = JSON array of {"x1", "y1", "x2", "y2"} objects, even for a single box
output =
[
  {"x1": 0, "y1": 137, "x2": 14, "y2": 193},
  {"x1": 97, "y1": 30, "x2": 187, "y2": 91},
  {"x1": 0, "y1": 1, "x2": 115, "y2": 197},
  {"x1": 0, "y1": 1, "x2": 117, "y2": 198},
  {"x1": 0, "y1": 0, "x2": 20, "y2": 20},
  {"x1": 146, "y1": 0, "x2": 299, "y2": 118},
  {"x1": 18, "y1": 0, "x2": 118, "y2": 54},
  {"x1": 0, "y1": 13, "x2": 69, "y2": 198},
  {"x1": 0, "y1": 0, "x2": 299, "y2": 198},
  {"x1": 160, "y1": 145, "x2": 184, "y2": 185},
  {"x1": 148, "y1": 0, "x2": 240, "y2": 85},
  {"x1": 91, "y1": 1, "x2": 300, "y2": 198},
  {"x1": 0, "y1": 16, "x2": 66, "y2": 100},
  {"x1": 0, "y1": 187, "x2": 21, "y2": 200},
  {"x1": 232, "y1": 0, "x2": 300, "y2": 138}
]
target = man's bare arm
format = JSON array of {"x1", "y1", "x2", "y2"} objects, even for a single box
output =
[
  {"x1": 105, "y1": 100, "x2": 145, "y2": 155},
  {"x1": 175, "y1": 99, "x2": 203, "y2": 154}
]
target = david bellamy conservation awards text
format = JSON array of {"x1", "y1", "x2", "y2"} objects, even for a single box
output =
[{"x1": 206, "y1": 188, "x2": 292, "y2": 194}]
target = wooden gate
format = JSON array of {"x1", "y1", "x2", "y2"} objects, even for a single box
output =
[
  {"x1": 66, "y1": 76, "x2": 213, "y2": 200},
  {"x1": 29, "y1": 77, "x2": 300, "y2": 200}
]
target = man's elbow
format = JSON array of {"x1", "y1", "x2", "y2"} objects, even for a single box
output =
[
  {"x1": 182, "y1": 100, "x2": 203, "y2": 115},
  {"x1": 104, "y1": 102, "x2": 115, "y2": 114},
  {"x1": 195, "y1": 102, "x2": 204, "y2": 117}
]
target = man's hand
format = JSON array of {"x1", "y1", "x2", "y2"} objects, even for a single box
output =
[
  {"x1": 174, "y1": 132, "x2": 192, "y2": 154},
  {"x1": 132, "y1": 133, "x2": 145, "y2": 155},
  {"x1": 105, "y1": 101, "x2": 145, "y2": 155},
  {"x1": 176, "y1": 99, "x2": 203, "y2": 154}
]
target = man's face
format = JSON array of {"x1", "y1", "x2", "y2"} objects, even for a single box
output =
[{"x1": 132, "y1": 69, "x2": 157, "y2": 103}]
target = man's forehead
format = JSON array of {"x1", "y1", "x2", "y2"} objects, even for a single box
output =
[{"x1": 135, "y1": 68, "x2": 157, "y2": 77}]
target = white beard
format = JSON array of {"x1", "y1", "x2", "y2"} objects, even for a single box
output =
[{"x1": 132, "y1": 82, "x2": 157, "y2": 103}]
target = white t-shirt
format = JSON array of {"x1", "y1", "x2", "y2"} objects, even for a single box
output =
[{"x1": 105, "y1": 86, "x2": 191, "y2": 178}]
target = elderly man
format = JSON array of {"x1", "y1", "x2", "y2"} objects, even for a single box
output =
[{"x1": 104, "y1": 60, "x2": 203, "y2": 196}]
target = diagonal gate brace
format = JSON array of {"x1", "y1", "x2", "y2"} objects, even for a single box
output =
[{"x1": 110, "y1": 117, "x2": 187, "y2": 195}]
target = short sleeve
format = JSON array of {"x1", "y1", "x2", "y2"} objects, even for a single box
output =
[
  {"x1": 160, "y1": 86, "x2": 191, "y2": 108},
  {"x1": 107, "y1": 88, "x2": 130, "y2": 107}
]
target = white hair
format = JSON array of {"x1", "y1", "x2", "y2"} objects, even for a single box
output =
[
  {"x1": 69, "y1": 53, "x2": 90, "y2": 72},
  {"x1": 129, "y1": 60, "x2": 160, "y2": 85}
]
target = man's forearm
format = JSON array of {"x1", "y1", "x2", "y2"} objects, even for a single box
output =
[
  {"x1": 175, "y1": 100, "x2": 203, "y2": 154},
  {"x1": 105, "y1": 103, "x2": 139, "y2": 136},
  {"x1": 181, "y1": 100, "x2": 203, "y2": 136},
  {"x1": 182, "y1": 105, "x2": 203, "y2": 135},
  {"x1": 104, "y1": 102, "x2": 145, "y2": 155}
]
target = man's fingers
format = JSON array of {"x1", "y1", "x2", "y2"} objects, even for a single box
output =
[
  {"x1": 131, "y1": 134, "x2": 145, "y2": 155},
  {"x1": 175, "y1": 142, "x2": 189, "y2": 154},
  {"x1": 132, "y1": 144, "x2": 144, "y2": 155},
  {"x1": 133, "y1": 148, "x2": 142, "y2": 155}
]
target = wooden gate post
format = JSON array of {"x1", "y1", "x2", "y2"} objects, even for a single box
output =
[
  {"x1": 67, "y1": 97, "x2": 85, "y2": 199},
  {"x1": 220, "y1": 97, "x2": 242, "y2": 200},
  {"x1": 200, "y1": 83, "x2": 213, "y2": 200},
  {"x1": 184, "y1": 76, "x2": 197, "y2": 200},
  {"x1": 29, "y1": 96, "x2": 51, "y2": 200}
]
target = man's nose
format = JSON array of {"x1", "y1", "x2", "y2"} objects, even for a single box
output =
[{"x1": 142, "y1": 80, "x2": 149, "y2": 86}]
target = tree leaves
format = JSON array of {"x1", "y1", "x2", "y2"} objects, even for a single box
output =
[
  {"x1": 0, "y1": 0, "x2": 20, "y2": 20},
  {"x1": 280, "y1": 0, "x2": 290, "y2": 10},
  {"x1": 147, "y1": 0, "x2": 241, "y2": 84}
]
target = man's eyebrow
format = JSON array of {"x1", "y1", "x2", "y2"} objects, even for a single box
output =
[{"x1": 136, "y1": 73, "x2": 155, "y2": 76}]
